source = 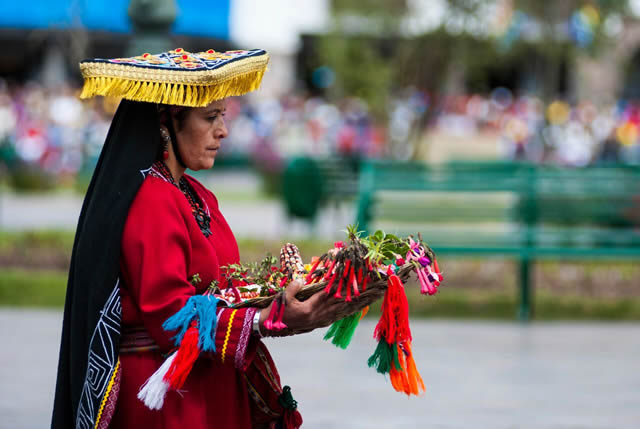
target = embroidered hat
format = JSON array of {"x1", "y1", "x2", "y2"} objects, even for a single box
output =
[{"x1": 79, "y1": 48, "x2": 269, "y2": 107}]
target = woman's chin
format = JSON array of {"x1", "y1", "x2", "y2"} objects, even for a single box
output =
[{"x1": 187, "y1": 159, "x2": 215, "y2": 171}]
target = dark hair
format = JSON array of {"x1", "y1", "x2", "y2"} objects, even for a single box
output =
[
  {"x1": 157, "y1": 105, "x2": 192, "y2": 164},
  {"x1": 158, "y1": 105, "x2": 191, "y2": 131},
  {"x1": 171, "y1": 107, "x2": 191, "y2": 131}
]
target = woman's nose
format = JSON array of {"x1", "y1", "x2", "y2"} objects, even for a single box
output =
[{"x1": 216, "y1": 120, "x2": 228, "y2": 139}]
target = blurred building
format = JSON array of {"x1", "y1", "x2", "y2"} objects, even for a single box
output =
[{"x1": 0, "y1": 0, "x2": 329, "y2": 96}]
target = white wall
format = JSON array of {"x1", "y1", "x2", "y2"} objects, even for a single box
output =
[
  {"x1": 230, "y1": 0, "x2": 330, "y2": 55},
  {"x1": 230, "y1": 0, "x2": 330, "y2": 96}
]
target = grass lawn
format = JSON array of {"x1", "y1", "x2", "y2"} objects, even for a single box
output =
[
  {"x1": 1, "y1": 230, "x2": 639, "y2": 320},
  {"x1": 3, "y1": 266, "x2": 640, "y2": 320}
]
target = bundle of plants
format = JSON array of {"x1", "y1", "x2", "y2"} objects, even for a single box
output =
[{"x1": 214, "y1": 225, "x2": 444, "y2": 396}]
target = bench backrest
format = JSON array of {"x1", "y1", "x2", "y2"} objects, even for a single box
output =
[{"x1": 356, "y1": 161, "x2": 640, "y2": 257}]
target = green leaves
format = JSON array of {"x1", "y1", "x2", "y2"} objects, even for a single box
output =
[
  {"x1": 221, "y1": 253, "x2": 284, "y2": 291},
  {"x1": 353, "y1": 226, "x2": 410, "y2": 266}
]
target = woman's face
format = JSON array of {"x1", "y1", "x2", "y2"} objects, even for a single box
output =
[{"x1": 173, "y1": 99, "x2": 228, "y2": 170}]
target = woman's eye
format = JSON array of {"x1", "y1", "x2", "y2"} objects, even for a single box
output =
[{"x1": 207, "y1": 113, "x2": 225, "y2": 121}]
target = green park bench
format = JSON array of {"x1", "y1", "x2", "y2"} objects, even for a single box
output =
[
  {"x1": 282, "y1": 156, "x2": 360, "y2": 220},
  {"x1": 355, "y1": 160, "x2": 640, "y2": 320}
]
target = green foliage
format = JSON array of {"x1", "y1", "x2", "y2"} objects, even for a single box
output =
[
  {"x1": 190, "y1": 273, "x2": 202, "y2": 285},
  {"x1": 8, "y1": 168, "x2": 57, "y2": 193},
  {"x1": 360, "y1": 228, "x2": 410, "y2": 266},
  {"x1": 0, "y1": 269, "x2": 68, "y2": 307},
  {"x1": 0, "y1": 230, "x2": 74, "y2": 252},
  {"x1": 3, "y1": 266, "x2": 640, "y2": 320},
  {"x1": 222, "y1": 253, "x2": 285, "y2": 294},
  {"x1": 317, "y1": 33, "x2": 394, "y2": 119}
]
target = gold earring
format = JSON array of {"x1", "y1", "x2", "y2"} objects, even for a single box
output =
[{"x1": 160, "y1": 127, "x2": 170, "y2": 160}]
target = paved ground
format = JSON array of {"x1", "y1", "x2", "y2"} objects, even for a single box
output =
[
  {"x1": 0, "y1": 170, "x2": 353, "y2": 239},
  {"x1": 1, "y1": 309, "x2": 638, "y2": 429}
]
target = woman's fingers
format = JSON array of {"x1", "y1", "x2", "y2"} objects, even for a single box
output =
[
  {"x1": 278, "y1": 280, "x2": 368, "y2": 333},
  {"x1": 285, "y1": 279, "x2": 304, "y2": 301}
]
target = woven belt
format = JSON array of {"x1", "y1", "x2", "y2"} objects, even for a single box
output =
[{"x1": 120, "y1": 326, "x2": 159, "y2": 353}]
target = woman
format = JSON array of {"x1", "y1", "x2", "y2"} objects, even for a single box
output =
[{"x1": 52, "y1": 48, "x2": 341, "y2": 429}]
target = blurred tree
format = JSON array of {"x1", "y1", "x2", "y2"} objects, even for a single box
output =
[
  {"x1": 127, "y1": 0, "x2": 177, "y2": 56},
  {"x1": 316, "y1": 0, "x2": 631, "y2": 160}
]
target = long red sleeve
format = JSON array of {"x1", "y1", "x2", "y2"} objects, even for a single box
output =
[{"x1": 119, "y1": 175, "x2": 254, "y2": 368}]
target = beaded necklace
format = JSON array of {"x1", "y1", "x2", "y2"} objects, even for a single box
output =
[{"x1": 151, "y1": 161, "x2": 213, "y2": 237}]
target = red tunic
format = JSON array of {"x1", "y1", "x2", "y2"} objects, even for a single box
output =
[{"x1": 111, "y1": 174, "x2": 258, "y2": 428}]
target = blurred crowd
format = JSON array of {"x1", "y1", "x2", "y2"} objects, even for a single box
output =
[
  {"x1": 434, "y1": 87, "x2": 640, "y2": 167},
  {"x1": 1, "y1": 80, "x2": 640, "y2": 187},
  {"x1": 0, "y1": 81, "x2": 112, "y2": 180}
]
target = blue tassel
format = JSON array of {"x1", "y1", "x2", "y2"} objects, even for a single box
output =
[
  {"x1": 195, "y1": 296, "x2": 218, "y2": 353},
  {"x1": 163, "y1": 295, "x2": 219, "y2": 351}
]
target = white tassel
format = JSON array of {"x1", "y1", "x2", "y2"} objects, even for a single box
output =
[{"x1": 137, "y1": 352, "x2": 176, "y2": 410}]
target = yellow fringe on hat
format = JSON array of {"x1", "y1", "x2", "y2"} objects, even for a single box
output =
[{"x1": 79, "y1": 68, "x2": 266, "y2": 107}]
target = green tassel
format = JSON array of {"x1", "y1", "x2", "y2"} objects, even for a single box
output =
[
  {"x1": 323, "y1": 311, "x2": 362, "y2": 349},
  {"x1": 278, "y1": 385, "x2": 298, "y2": 411},
  {"x1": 367, "y1": 340, "x2": 398, "y2": 374}
]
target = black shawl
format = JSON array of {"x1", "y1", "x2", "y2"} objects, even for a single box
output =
[{"x1": 51, "y1": 100, "x2": 160, "y2": 428}]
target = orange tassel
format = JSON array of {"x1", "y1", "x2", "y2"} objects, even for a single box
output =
[
  {"x1": 389, "y1": 365, "x2": 406, "y2": 393},
  {"x1": 359, "y1": 306, "x2": 369, "y2": 320},
  {"x1": 390, "y1": 344, "x2": 411, "y2": 394},
  {"x1": 404, "y1": 342, "x2": 425, "y2": 395},
  {"x1": 389, "y1": 342, "x2": 425, "y2": 396}
]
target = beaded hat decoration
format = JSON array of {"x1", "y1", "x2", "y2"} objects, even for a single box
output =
[{"x1": 79, "y1": 48, "x2": 269, "y2": 107}]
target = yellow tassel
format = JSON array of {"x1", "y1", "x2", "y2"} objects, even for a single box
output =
[
  {"x1": 161, "y1": 83, "x2": 169, "y2": 104},
  {"x1": 176, "y1": 84, "x2": 184, "y2": 105},
  {"x1": 78, "y1": 68, "x2": 267, "y2": 107},
  {"x1": 185, "y1": 84, "x2": 192, "y2": 105}
]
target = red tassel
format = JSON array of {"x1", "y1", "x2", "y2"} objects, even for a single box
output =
[
  {"x1": 273, "y1": 294, "x2": 288, "y2": 330},
  {"x1": 305, "y1": 258, "x2": 321, "y2": 283},
  {"x1": 352, "y1": 275, "x2": 360, "y2": 298},
  {"x1": 333, "y1": 275, "x2": 344, "y2": 299},
  {"x1": 283, "y1": 409, "x2": 303, "y2": 429},
  {"x1": 279, "y1": 275, "x2": 289, "y2": 288},
  {"x1": 324, "y1": 268, "x2": 339, "y2": 295},
  {"x1": 231, "y1": 284, "x2": 242, "y2": 302},
  {"x1": 323, "y1": 259, "x2": 336, "y2": 281},
  {"x1": 334, "y1": 260, "x2": 349, "y2": 299},
  {"x1": 373, "y1": 275, "x2": 411, "y2": 344},
  {"x1": 433, "y1": 258, "x2": 443, "y2": 282},
  {"x1": 264, "y1": 299, "x2": 279, "y2": 330},
  {"x1": 165, "y1": 323, "x2": 200, "y2": 389}
]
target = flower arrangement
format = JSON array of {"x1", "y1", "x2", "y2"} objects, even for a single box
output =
[{"x1": 216, "y1": 225, "x2": 444, "y2": 396}]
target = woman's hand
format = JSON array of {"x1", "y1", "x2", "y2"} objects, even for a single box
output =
[{"x1": 259, "y1": 280, "x2": 343, "y2": 337}]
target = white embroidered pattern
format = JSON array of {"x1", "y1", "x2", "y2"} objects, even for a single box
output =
[
  {"x1": 75, "y1": 281, "x2": 121, "y2": 429},
  {"x1": 236, "y1": 308, "x2": 256, "y2": 369}
]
